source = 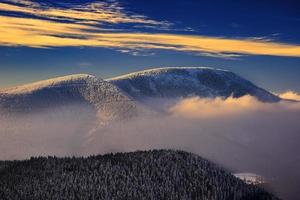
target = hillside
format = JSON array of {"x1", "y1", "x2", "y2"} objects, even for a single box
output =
[
  {"x1": 108, "y1": 67, "x2": 280, "y2": 102},
  {"x1": 0, "y1": 68, "x2": 281, "y2": 120},
  {"x1": 0, "y1": 150, "x2": 278, "y2": 200},
  {"x1": 0, "y1": 74, "x2": 138, "y2": 122}
]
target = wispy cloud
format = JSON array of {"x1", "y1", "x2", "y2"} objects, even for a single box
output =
[
  {"x1": 0, "y1": 0, "x2": 169, "y2": 26},
  {"x1": 0, "y1": 0, "x2": 300, "y2": 58},
  {"x1": 78, "y1": 62, "x2": 93, "y2": 68}
]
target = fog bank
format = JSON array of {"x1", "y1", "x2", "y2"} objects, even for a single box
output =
[{"x1": 1, "y1": 93, "x2": 300, "y2": 199}]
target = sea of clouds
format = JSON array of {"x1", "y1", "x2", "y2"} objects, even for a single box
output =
[{"x1": 0, "y1": 91, "x2": 300, "y2": 199}]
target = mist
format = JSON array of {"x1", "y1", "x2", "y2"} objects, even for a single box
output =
[
  {"x1": 0, "y1": 104, "x2": 97, "y2": 160},
  {"x1": 1, "y1": 93, "x2": 300, "y2": 199}
]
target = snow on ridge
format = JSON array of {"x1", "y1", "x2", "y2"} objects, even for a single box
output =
[
  {"x1": 0, "y1": 74, "x2": 97, "y2": 95},
  {"x1": 106, "y1": 67, "x2": 229, "y2": 81},
  {"x1": 234, "y1": 173, "x2": 266, "y2": 185},
  {"x1": 106, "y1": 66, "x2": 280, "y2": 102},
  {"x1": 0, "y1": 73, "x2": 141, "y2": 123}
]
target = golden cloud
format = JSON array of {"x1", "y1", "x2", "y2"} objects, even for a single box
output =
[
  {"x1": 0, "y1": 1, "x2": 300, "y2": 57},
  {"x1": 279, "y1": 91, "x2": 300, "y2": 101},
  {"x1": 169, "y1": 96, "x2": 300, "y2": 119},
  {"x1": 0, "y1": 1, "x2": 167, "y2": 25}
]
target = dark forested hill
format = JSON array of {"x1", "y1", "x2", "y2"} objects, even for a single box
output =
[{"x1": 0, "y1": 150, "x2": 278, "y2": 200}]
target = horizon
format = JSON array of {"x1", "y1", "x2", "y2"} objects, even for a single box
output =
[
  {"x1": 0, "y1": 66, "x2": 291, "y2": 99},
  {"x1": 0, "y1": 64, "x2": 299, "y2": 94}
]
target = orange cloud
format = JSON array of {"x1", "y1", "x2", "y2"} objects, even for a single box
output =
[
  {"x1": 279, "y1": 91, "x2": 300, "y2": 101},
  {"x1": 0, "y1": 1, "x2": 167, "y2": 25},
  {"x1": 0, "y1": 1, "x2": 300, "y2": 57},
  {"x1": 169, "y1": 96, "x2": 300, "y2": 119}
]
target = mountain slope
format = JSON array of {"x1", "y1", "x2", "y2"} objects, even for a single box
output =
[
  {"x1": 0, "y1": 74, "x2": 138, "y2": 122},
  {"x1": 108, "y1": 67, "x2": 280, "y2": 102},
  {"x1": 0, "y1": 150, "x2": 278, "y2": 200},
  {"x1": 0, "y1": 67, "x2": 280, "y2": 121}
]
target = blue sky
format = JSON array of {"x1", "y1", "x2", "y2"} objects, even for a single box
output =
[{"x1": 0, "y1": 0, "x2": 299, "y2": 92}]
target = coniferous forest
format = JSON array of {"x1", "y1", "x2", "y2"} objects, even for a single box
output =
[{"x1": 0, "y1": 150, "x2": 278, "y2": 200}]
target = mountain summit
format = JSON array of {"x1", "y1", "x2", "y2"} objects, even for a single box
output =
[
  {"x1": 108, "y1": 67, "x2": 280, "y2": 102},
  {"x1": 0, "y1": 67, "x2": 280, "y2": 120},
  {"x1": 0, "y1": 74, "x2": 138, "y2": 122}
]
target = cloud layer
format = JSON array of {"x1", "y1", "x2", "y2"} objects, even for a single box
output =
[
  {"x1": 0, "y1": 0, "x2": 300, "y2": 57},
  {"x1": 1, "y1": 92, "x2": 300, "y2": 199},
  {"x1": 169, "y1": 95, "x2": 300, "y2": 119}
]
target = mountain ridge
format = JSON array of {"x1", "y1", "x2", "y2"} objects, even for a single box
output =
[
  {"x1": 0, "y1": 67, "x2": 281, "y2": 120},
  {"x1": 0, "y1": 74, "x2": 95, "y2": 95},
  {"x1": 0, "y1": 73, "x2": 139, "y2": 123},
  {"x1": 107, "y1": 67, "x2": 280, "y2": 102}
]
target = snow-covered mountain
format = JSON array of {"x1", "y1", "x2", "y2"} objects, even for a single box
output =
[
  {"x1": 0, "y1": 74, "x2": 138, "y2": 122},
  {"x1": 108, "y1": 67, "x2": 280, "y2": 102},
  {"x1": 0, "y1": 67, "x2": 280, "y2": 121}
]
